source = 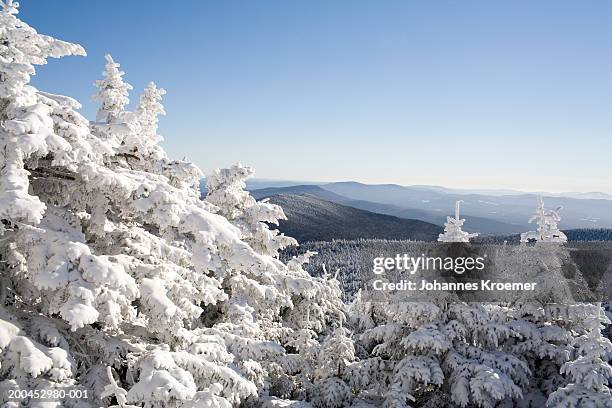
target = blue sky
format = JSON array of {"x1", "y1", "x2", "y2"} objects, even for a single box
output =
[{"x1": 23, "y1": 1, "x2": 612, "y2": 193}]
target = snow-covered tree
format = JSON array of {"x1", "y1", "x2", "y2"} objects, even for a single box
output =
[
  {"x1": 88, "y1": 54, "x2": 136, "y2": 166},
  {"x1": 0, "y1": 4, "x2": 346, "y2": 407},
  {"x1": 346, "y1": 291, "x2": 611, "y2": 407},
  {"x1": 546, "y1": 303, "x2": 612, "y2": 407},
  {"x1": 0, "y1": 0, "x2": 91, "y2": 402},
  {"x1": 135, "y1": 82, "x2": 166, "y2": 142},
  {"x1": 114, "y1": 81, "x2": 201, "y2": 190},
  {"x1": 116, "y1": 82, "x2": 166, "y2": 165},
  {"x1": 204, "y1": 167, "x2": 350, "y2": 403},
  {"x1": 120, "y1": 82, "x2": 167, "y2": 164},
  {"x1": 0, "y1": 0, "x2": 85, "y2": 236},
  {"x1": 438, "y1": 201, "x2": 478, "y2": 243},
  {"x1": 205, "y1": 164, "x2": 298, "y2": 257},
  {"x1": 308, "y1": 327, "x2": 356, "y2": 408},
  {"x1": 347, "y1": 290, "x2": 530, "y2": 408},
  {"x1": 93, "y1": 54, "x2": 132, "y2": 124},
  {"x1": 521, "y1": 198, "x2": 568, "y2": 244}
]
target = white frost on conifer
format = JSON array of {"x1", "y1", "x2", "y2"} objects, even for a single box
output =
[
  {"x1": 92, "y1": 54, "x2": 132, "y2": 124},
  {"x1": 0, "y1": 3, "x2": 345, "y2": 406},
  {"x1": 546, "y1": 304, "x2": 612, "y2": 407},
  {"x1": 521, "y1": 197, "x2": 568, "y2": 244},
  {"x1": 0, "y1": 0, "x2": 85, "y2": 235},
  {"x1": 205, "y1": 163, "x2": 298, "y2": 257},
  {"x1": 437, "y1": 201, "x2": 478, "y2": 243}
]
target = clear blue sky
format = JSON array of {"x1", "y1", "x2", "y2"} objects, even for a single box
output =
[{"x1": 22, "y1": 1, "x2": 612, "y2": 193}]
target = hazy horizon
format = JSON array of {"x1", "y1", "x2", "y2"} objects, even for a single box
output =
[
  {"x1": 24, "y1": 1, "x2": 612, "y2": 194},
  {"x1": 240, "y1": 177, "x2": 612, "y2": 196}
]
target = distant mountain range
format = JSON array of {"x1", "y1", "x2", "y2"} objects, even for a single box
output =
[
  {"x1": 246, "y1": 179, "x2": 612, "y2": 201},
  {"x1": 381, "y1": 185, "x2": 612, "y2": 201},
  {"x1": 251, "y1": 185, "x2": 522, "y2": 235},
  {"x1": 199, "y1": 178, "x2": 612, "y2": 238},
  {"x1": 253, "y1": 191, "x2": 612, "y2": 243},
  {"x1": 264, "y1": 194, "x2": 442, "y2": 242},
  {"x1": 249, "y1": 182, "x2": 612, "y2": 235}
]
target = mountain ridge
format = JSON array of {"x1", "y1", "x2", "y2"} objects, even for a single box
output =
[
  {"x1": 320, "y1": 182, "x2": 612, "y2": 231},
  {"x1": 253, "y1": 185, "x2": 528, "y2": 235},
  {"x1": 265, "y1": 193, "x2": 442, "y2": 242}
]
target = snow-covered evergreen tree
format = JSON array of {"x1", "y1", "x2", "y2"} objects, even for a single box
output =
[
  {"x1": 88, "y1": 54, "x2": 136, "y2": 166},
  {"x1": 205, "y1": 164, "x2": 298, "y2": 257},
  {"x1": 121, "y1": 82, "x2": 167, "y2": 165},
  {"x1": 135, "y1": 82, "x2": 166, "y2": 142},
  {"x1": 0, "y1": 0, "x2": 85, "y2": 236},
  {"x1": 521, "y1": 198, "x2": 568, "y2": 244},
  {"x1": 93, "y1": 54, "x2": 132, "y2": 124},
  {"x1": 115, "y1": 80, "x2": 201, "y2": 189},
  {"x1": 0, "y1": 4, "x2": 346, "y2": 407},
  {"x1": 438, "y1": 201, "x2": 478, "y2": 243},
  {"x1": 204, "y1": 165, "x2": 350, "y2": 404},
  {"x1": 308, "y1": 326, "x2": 356, "y2": 408},
  {"x1": 0, "y1": 0, "x2": 92, "y2": 402},
  {"x1": 347, "y1": 295, "x2": 611, "y2": 407},
  {"x1": 348, "y1": 292, "x2": 530, "y2": 408},
  {"x1": 546, "y1": 303, "x2": 612, "y2": 407}
]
